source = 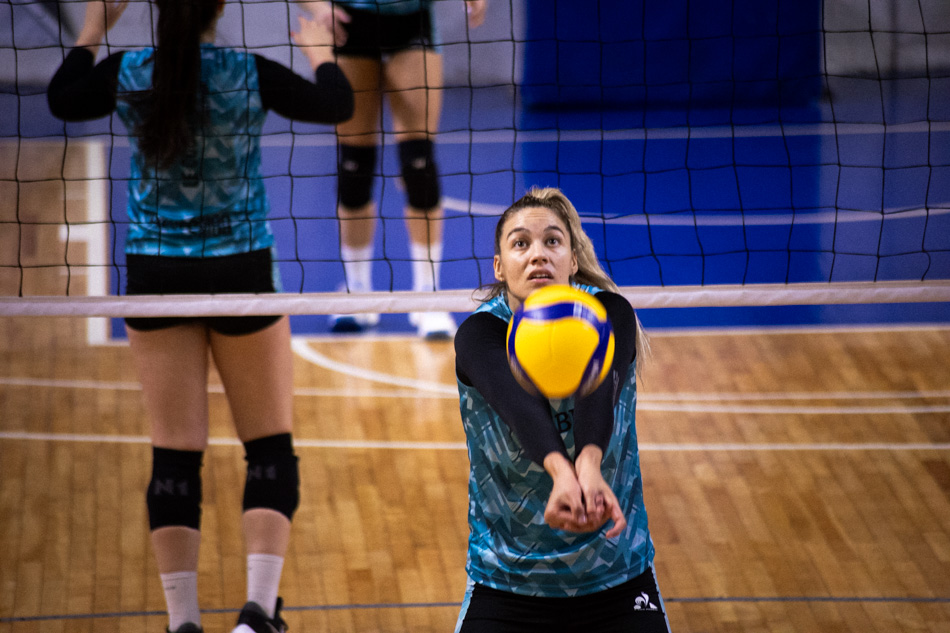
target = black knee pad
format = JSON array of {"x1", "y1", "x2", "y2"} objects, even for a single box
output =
[
  {"x1": 398, "y1": 139, "x2": 441, "y2": 212},
  {"x1": 243, "y1": 433, "x2": 300, "y2": 520},
  {"x1": 338, "y1": 144, "x2": 377, "y2": 210},
  {"x1": 146, "y1": 447, "x2": 203, "y2": 531}
]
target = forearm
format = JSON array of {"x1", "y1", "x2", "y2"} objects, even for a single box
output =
[
  {"x1": 74, "y1": 1, "x2": 126, "y2": 58},
  {"x1": 456, "y1": 313, "x2": 570, "y2": 466},
  {"x1": 543, "y1": 451, "x2": 576, "y2": 482},
  {"x1": 299, "y1": 42, "x2": 335, "y2": 71},
  {"x1": 74, "y1": 21, "x2": 106, "y2": 57},
  {"x1": 573, "y1": 444, "x2": 603, "y2": 479},
  {"x1": 572, "y1": 291, "x2": 637, "y2": 453}
]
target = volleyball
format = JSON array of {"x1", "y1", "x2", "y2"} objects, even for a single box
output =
[{"x1": 506, "y1": 285, "x2": 615, "y2": 400}]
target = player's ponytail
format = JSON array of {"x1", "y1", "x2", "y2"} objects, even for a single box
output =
[
  {"x1": 524, "y1": 187, "x2": 618, "y2": 293},
  {"x1": 137, "y1": 0, "x2": 220, "y2": 168}
]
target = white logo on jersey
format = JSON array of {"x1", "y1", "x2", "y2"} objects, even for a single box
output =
[{"x1": 634, "y1": 592, "x2": 658, "y2": 611}]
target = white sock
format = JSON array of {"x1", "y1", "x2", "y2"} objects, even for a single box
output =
[
  {"x1": 341, "y1": 244, "x2": 374, "y2": 292},
  {"x1": 161, "y1": 571, "x2": 201, "y2": 630},
  {"x1": 410, "y1": 242, "x2": 442, "y2": 293},
  {"x1": 246, "y1": 554, "x2": 284, "y2": 618}
]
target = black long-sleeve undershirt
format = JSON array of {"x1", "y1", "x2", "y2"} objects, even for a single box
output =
[
  {"x1": 455, "y1": 291, "x2": 638, "y2": 467},
  {"x1": 48, "y1": 47, "x2": 354, "y2": 124}
]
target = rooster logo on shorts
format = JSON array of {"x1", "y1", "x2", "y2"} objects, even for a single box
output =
[{"x1": 634, "y1": 592, "x2": 658, "y2": 611}]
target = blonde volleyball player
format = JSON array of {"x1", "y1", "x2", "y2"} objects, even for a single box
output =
[
  {"x1": 48, "y1": 2, "x2": 354, "y2": 632},
  {"x1": 452, "y1": 188, "x2": 671, "y2": 632},
  {"x1": 298, "y1": 0, "x2": 487, "y2": 339}
]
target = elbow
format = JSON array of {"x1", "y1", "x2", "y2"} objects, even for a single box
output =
[
  {"x1": 47, "y1": 87, "x2": 88, "y2": 122},
  {"x1": 47, "y1": 92, "x2": 74, "y2": 121},
  {"x1": 332, "y1": 90, "x2": 355, "y2": 124}
]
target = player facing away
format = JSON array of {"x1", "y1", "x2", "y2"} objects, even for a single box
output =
[
  {"x1": 47, "y1": 2, "x2": 354, "y2": 633},
  {"x1": 452, "y1": 188, "x2": 672, "y2": 632},
  {"x1": 298, "y1": 0, "x2": 487, "y2": 339}
]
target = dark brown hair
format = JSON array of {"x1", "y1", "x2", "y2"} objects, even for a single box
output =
[{"x1": 136, "y1": 0, "x2": 221, "y2": 168}]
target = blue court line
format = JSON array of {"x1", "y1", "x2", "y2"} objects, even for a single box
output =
[
  {"x1": 3, "y1": 596, "x2": 949, "y2": 622},
  {"x1": 665, "y1": 596, "x2": 950, "y2": 604}
]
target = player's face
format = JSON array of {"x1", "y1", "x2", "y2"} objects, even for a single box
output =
[{"x1": 493, "y1": 206, "x2": 578, "y2": 313}]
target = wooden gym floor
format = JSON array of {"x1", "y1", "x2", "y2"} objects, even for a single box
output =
[
  {"x1": 2, "y1": 141, "x2": 949, "y2": 632},
  {"x1": 1, "y1": 320, "x2": 949, "y2": 633}
]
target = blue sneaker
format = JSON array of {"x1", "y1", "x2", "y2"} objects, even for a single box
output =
[{"x1": 329, "y1": 312, "x2": 380, "y2": 333}]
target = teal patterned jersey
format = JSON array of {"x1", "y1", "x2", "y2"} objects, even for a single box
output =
[
  {"x1": 336, "y1": 0, "x2": 431, "y2": 14},
  {"x1": 115, "y1": 45, "x2": 270, "y2": 257},
  {"x1": 457, "y1": 285, "x2": 655, "y2": 597}
]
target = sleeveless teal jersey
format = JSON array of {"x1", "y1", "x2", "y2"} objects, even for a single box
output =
[
  {"x1": 115, "y1": 45, "x2": 270, "y2": 257},
  {"x1": 458, "y1": 285, "x2": 655, "y2": 597}
]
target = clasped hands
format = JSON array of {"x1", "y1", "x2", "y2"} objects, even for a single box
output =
[{"x1": 543, "y1": 446, "x2": 627, "y2": 539}]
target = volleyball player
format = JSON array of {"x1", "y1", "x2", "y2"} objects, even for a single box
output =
[
  {"x1": 452, "y1": 188, "x2": 671, "y2": 632},
  {"x1": 298, "y1": 0, "x2": 487, "y2": 339},
  {"x1": 47, "y1": 2, "x2": 354, "y2": 633}
]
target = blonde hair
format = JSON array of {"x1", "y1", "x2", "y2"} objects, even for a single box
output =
[
  {"x1": 481, "y1": 187, "x2": 615, "y2": 300},
  {"x1": 478, "y1": 187, "x2": 651, "y2": 366}
]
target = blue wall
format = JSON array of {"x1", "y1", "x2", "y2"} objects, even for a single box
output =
[{"x1": 521, "y1": 0, "x2": 822, "y2": 110}]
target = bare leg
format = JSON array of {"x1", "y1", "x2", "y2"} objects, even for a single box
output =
[
  {"x1": 331, "y1": 56, "x2": 384, "y2": 329},
  {"x1": 210, "y1": 317, "x2": 294, "y2": 556},
  {"x1": 336, "y1": 56, "x2": 383, "y2": 282},
  {"x1": 128, "y1": 322, "x2": 210, "y2": 573},
  {"x1": 386, "y1": 49, "x2": 455, "y2": 338},
  {"x1": 210, "y1": 318, "x2": 294, "y2": 618},
  {"x1": 386, "y1": 48, "x2": 445, "y2": 251},
  {"x1": 127, "y1": 323, "x2": 211, "y2": 628},
  {"x1": 128, "y1": 322, "x2": 211, "y2": 452}
]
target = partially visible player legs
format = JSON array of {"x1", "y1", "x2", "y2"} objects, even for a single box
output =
[
  {"x1": 127, "y1": 322, "x2": 212, "y2": 633},
  {"x1": 332, "y1": 176, "x2": 381, "y2": 332},
  {"x1": 330, "y1": 56, "x2": 383, "y2": 333},
  {"x1": 210, "y1": 318, "x2": 297, "y2": 633},
  {"x1": 387, "y1": 47, "x2": 456, "y2": 339},
  {"x1": 404, "y1": 200, "x2": 456, "y2": 340}
]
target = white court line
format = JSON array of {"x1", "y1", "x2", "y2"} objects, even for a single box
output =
[
  {"x1": 4, "y1": 376, "x2": 948, "y2": 403},
  {"x1": 0, "y1": 430, "x2": 947, "y2": 452},
  {"x1": 58, "y1": 141, "x2": 110, "y2": 345},
  {"x1": 641, "y1": 403, "x2": 950, "y2": 414},
  {"x1": 640, "y1": 390, "x2": 950, "y2": 401},
  {"x1": 0, "y1": 376, "x2": 453, "y2": 399},
  {"x1": 287, "y1": 340, "x2": 950, "y2": 413},
  {"x1": 290, "y1": 338, "x2": 457, "y2": 395},
  {"x1": 4, "y1": 374, "x2": 949, "y2": 414}
]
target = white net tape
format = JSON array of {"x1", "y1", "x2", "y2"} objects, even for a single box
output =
[{"x1": 2, "y1": 281, "x2": 949, "y2": 318}]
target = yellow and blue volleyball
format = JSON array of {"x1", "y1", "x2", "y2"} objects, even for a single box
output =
[{"x1": 506, "y1": 285, "x2": 615, "y2": 399}]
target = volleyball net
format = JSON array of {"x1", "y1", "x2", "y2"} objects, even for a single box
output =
[{"x1": 2, "y1": 0, "x2": 950, "y2": 323}]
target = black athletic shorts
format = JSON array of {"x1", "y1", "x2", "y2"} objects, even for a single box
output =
[
  {"x1": 456, "y1": 567, "x2": 671, "y2": 633},
  {"x1": 334, "y1": 7, "x2": 434, "y2": 59},
  {"x1": 124, "y1": 249, "x2": 282, "y2": 336}
]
